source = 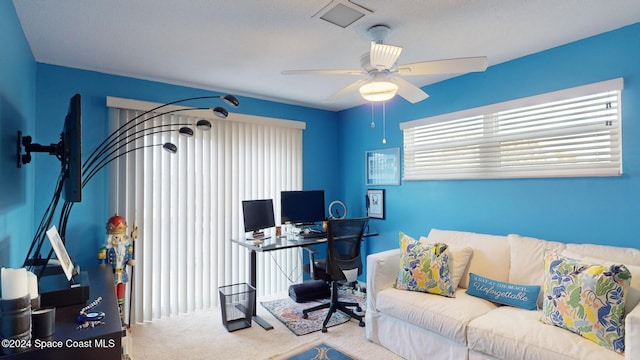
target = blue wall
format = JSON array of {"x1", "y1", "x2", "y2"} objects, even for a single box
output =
[
  {"x1": 0, "y1": 2, "x2": 37, "y2": 268},
  {"x1": 4, "y1": 0, "x2": 640, "y2": 277},
  {"x1": 339, "y1": 23, "x2": 640, "y2": 258},
  {"x1": 33, "y1": 65, "x2": 339, "y2": 266}
]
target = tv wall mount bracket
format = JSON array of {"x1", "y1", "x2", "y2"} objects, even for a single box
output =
[{"x1": 17, "y1": 130, "x2": 65, "y2": 168}]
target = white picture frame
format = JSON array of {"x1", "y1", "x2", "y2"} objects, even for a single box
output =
[{"x1": 46, "y1": 225, "x2": 75, "y2": 281}]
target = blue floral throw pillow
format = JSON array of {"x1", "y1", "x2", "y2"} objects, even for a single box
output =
[
  {"x1": 466, "y1": 273, "x2": 540, "y2": 310},
  {"x1": 394, "y1": 232, "x2": 455, "y2": 297},
  {"x1": 541, "y1": 250, "x2": 631, "y2": 354}
]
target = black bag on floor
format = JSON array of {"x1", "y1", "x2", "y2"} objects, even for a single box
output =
[{"x1": 288, "y1": 280, "x2": 330, "y2": 303}]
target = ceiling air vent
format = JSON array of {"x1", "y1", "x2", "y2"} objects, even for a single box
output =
[{"x1": 312, "y1": 1, "x2": 373, "y2": 28}]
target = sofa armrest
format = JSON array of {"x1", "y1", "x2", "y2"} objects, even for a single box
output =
[
  {"x1": 366, "y1": 249, "x2": 400, "y2": 312},
  {"x1": 626, "y1": 302, "x2": 640, "y2": 360}
]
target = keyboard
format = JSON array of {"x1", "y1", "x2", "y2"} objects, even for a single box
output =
[{"x1": 299, "y1": 231, "x2": 326, "y2": 239}]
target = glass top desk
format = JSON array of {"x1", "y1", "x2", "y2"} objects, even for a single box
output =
[{"x1": 231, "y1": 229, "x2": 377, "y2": 330}]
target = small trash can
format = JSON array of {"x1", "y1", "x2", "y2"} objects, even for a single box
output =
[{"x1": 218, "y1": 283, "x2": 255, "y2": 332}]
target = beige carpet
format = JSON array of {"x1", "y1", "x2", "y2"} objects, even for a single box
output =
[{"x1": 127, "y1": 295, "x2": 402, "y2": 360}]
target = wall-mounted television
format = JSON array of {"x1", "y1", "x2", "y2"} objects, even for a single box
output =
[
  {"x1": 242, "y1": 199, "x2": 276, "y2": 239},
  {"x1": 280, "y1": 190, "x2": 325, "y2": 225},
  {"x1": 62, "y1": 93, "x2": 82, "y2": 202},
  {"x1": 17, "y1": 93, "x2": 82, "y2": 202}
]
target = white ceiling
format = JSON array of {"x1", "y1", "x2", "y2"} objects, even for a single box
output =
[{"x1": 12, "y1": 0, "x2": 640, "y2": 111}]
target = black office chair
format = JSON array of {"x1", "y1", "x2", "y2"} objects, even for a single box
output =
[{"x1": 302, "y1": 217, "x2": 368, "y2": 332}]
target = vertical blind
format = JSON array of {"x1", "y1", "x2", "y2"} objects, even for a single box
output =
[
  {"x1": 107, "y1": 98, "x2": 304, "y2": 322},
  {"x1": 401, "y1": 78, "x2": 623, "y2": 180}
]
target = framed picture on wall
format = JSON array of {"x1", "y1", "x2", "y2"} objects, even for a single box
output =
[
  {"x1": 365, "y1": 148, "x2": 400, "y2": 186},
  {"x1": 366, "y1": 189, "x2": 385, "y2": 219}
]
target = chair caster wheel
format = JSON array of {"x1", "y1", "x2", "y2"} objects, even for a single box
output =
[
  {"x1": 358, "y1": 321, "x2": 365, "y2": 327},
  {"x1": 321, "y1": 327, "x2": 327, "y2": 333},
  {"x1": 302, "y1": 313, "x2": 308, "y2": 319}
]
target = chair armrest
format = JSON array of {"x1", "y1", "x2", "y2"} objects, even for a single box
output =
[
  {"x1": 625, "y1": 302, "x2": 640, "y2": 359},
  {"x1": 366, "y1": 249, "x2": 400, "y2": 311}
]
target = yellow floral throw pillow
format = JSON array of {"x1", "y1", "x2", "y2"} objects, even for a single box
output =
[
  {"x1": 394, "y1": 232, "x2": 455, "y2": 297},
  {"x1": 542, "y1": 250, "x2": 631, "y2": 353}
]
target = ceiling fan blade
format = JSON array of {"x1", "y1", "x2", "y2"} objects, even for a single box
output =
[
  {"x1": 393, "y1": 77, "x2": 429, "y2": 103},
  {"x1": 325, "y1": 79, "x2": 369, "y2": 103},
  {"x1": 398, "y1": 56, "x2": 488, "y2": 75},
  {"x1": 282, "y1": 69, "x2": 364, "y2": 75},
  {"x1": 370, "y1": 42, "x2": 403, "y2": 69}
]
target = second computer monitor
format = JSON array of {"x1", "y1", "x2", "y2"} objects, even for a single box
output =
[
  {"x1": 280, "y1": 190, "x2": 325, "y2": 225},
  {"x1": 242, "y1": 199, "x2": 276, "y2": 239}
]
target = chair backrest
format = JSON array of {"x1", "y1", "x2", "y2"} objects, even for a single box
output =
[{"x1": 325, "y1": 217, "x2": 369, "y2": 281}]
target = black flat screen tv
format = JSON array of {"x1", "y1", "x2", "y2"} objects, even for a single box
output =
[
  {"x1": 280, "y1": 190, "x2": 325, "y2": 225},
  {"x1": 62, "y1": 94, "x2": 82, "y2": 202},
  {"x1": 242, "y1": 199, "x2": 275, "y2": 239}
]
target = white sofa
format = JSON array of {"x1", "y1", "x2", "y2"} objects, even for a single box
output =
[{"x1": 365, "y1": 229, "x2": 640, "y2": 360}]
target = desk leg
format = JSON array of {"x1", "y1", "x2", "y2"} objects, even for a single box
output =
[{"x1": 249, "y1": 249, "x2": 273, "y2": 330}]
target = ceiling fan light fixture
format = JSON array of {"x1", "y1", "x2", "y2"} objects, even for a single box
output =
[{"x1": 359, "y1": 80, "x2": 398, "y2": 102}]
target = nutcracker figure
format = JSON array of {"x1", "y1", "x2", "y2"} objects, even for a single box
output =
[{"x1": 103, "y1": 214, "x2": 136, "y2": 318}]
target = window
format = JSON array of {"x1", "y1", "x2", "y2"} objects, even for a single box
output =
[{"x1": 400, "y1": 78, "x2": 623, "y2": 180}]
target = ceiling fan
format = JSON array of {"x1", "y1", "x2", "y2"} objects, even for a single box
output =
[{"x1": 282, "y1": 25, "x2": 488, "y2": 104}]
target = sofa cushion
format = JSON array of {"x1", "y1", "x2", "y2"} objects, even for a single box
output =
[
  {"x1": 466, "y1": 273, "x2": 540, "y2": 310},
  {"x1": 427, "y1": 229, "x2": 510, "y2": 288},
  {"x1": 565, "y1": 242, "x2": 640, "y2": 267},
  {"x1": 507, "y1": 233, "x2": 566, "y2": 286},
  {"x1": 561, "y1": 249, "x2": 640, "y2": 316},
  {"x1": 394, "y1": 232, "x2": 455, "y2": 297},
  {"x1": 468, "y1": 307, "x2": 622, "y2": 360},
  {"x1": 542, "y1": 250, "x2": 631, "y2": 353},
  {"x1": 376, "y1": 287, "x2": 497, "y2": 345},
  {"x1": 507, "y1": 234, "x2": 567, "y2": 308}
]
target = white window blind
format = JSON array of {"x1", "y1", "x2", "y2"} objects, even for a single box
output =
[
  {"x1": 401, "y1": 78, "x2": 623, "y2": 180},
  {"x1": 106, "y1": 97, "x2": 304, "y2": 323}
]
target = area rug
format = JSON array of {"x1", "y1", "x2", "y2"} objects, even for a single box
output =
[
  {"x1": 269, "y1": 340, "x2": 357, "y2": 360},
  {"x1": 261, "y1": 290, "x2": 365, "y2": 336}
]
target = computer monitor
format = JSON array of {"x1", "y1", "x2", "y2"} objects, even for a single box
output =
[
  {"x1": 280, "y1": 190, "x2": 325, "y2": 225},
  {"x1": 242, "y1": 199, "x2": 276, "y2": 239}
]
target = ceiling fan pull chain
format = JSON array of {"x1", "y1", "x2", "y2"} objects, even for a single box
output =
[
  {"x1": 370, "y1": 102, "x2": 376, "y2": 128},
  {"x1": 382, "y1": 101, "x2": 387, "y2": 144}
]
